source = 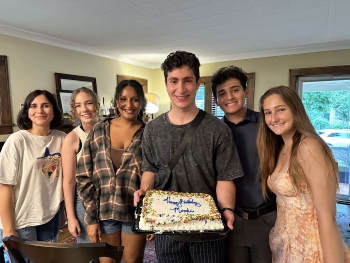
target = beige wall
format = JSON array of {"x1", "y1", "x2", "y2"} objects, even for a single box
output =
[
  {"x1": 1, "y1": 32, "x2": 350, "y2": 141},
  {"x1": 0, "y1": 33, "x2": 152, "y2": 141},
  {"x1": 152, "y1": 49, "x2": 350, "y2": 118}
]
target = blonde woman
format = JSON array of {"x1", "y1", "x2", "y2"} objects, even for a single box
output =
[
  {"x1": 257, "y1": 86, "x2": 350, "y2": 263},
  {"x1": 61, "y1": 87, "x2": 99, "y2": 252}
]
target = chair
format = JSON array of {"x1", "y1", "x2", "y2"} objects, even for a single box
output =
[{"x1": 3, "y1": 235, "x2": 123, "y2": 263}]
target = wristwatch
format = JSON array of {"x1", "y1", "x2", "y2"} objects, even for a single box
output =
[{"x1": 220, "y1": 207, "x2": 234, "y2": 214}]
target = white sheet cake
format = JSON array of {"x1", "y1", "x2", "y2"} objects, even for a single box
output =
[{"x1": 138, "y1": 190, "x2": 224, "y2": 233}]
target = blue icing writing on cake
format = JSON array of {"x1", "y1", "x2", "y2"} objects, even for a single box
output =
[
  {"x1": 163, "y1": 196, "x2": 202, "y2": 213},
  {"x1": 138, "y1": 190, "x2": 224, "y2": 232}
]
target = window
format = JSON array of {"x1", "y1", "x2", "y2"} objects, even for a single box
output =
[
  {"x1": 195, "y1": 74, "x2": 255, "y2": 118},
  {"x1": 195, "y1": 85, "x2": 205, "y2": 111},
  {"x1": 195, "y1": 84, "x2": 225, "y2": 117},
  {"x1": 291, "y1": 65, "x2": 350, "y2": 203}
]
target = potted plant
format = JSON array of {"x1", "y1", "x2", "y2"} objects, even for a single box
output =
[{"x1": 109, "y1": 97, "x2": 116, "y2": 115}]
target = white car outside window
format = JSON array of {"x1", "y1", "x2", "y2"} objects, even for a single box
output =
[{"x1": 318, "y1": 129, "x2": 350, "y2": 148}]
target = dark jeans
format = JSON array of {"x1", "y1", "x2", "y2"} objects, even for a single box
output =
[
  {"x1": 0, "y1": 212, "x2": 60, "y2": 263},
  {"x1": 155, "y1": 235, "x2": 224, "y2": 263}
]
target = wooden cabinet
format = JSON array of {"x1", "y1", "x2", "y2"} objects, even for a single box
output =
[
  {"x1": 0, "y1": 56, "x2": 14, "y2": 134},
  {"x1": 57, "y1": 125, "x2": 74, "y2": 134}
]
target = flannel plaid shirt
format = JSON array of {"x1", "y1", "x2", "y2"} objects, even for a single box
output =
[{"x1": 76, "y1": 118, "x2": 144, "y2": 225}]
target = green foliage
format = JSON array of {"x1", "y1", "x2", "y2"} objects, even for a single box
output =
[
  {"x1": 110, "y1": 97, "x2": 116, "y2": 108},
  {"x1": 302, "y1": 91, "x2": 350, "y2": 130}
]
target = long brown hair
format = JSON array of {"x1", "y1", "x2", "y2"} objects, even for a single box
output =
[{"x1": 257, "y1": 86, "x2": 338, "y2": 197}]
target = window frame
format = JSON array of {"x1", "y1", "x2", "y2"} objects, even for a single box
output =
[
  {"x1": 290, "y1": 65, "x2": 350, "y2": 91},
  {"x1": 290, "y1": 65, "x2": 350, "y2": 203}
]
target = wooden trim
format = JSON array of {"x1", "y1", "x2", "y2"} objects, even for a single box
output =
[
  {"x1": 55, "y1": 73, "x2": 98, "y2": 94},
  {"x1": 246, "y1": 72, "x2": 255, "y2": 110},
  {"x1": 0, "y1": 126, "x2": 13, "y2": 134},
  {"x1": 201, "y1": 77, "x2": 212, "y2": 113},
  {"x1": 289, "y1": 65, "x2": 350, "y2": 90},
  {"x1": 0, "y1": 55, "x2": 14, "y2": 134},
  {"x1": 117, "y1": 75, "x2": 148, "y2": 93}
]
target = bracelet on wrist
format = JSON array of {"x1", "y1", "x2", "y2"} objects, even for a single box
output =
[{"x1": 220, "y1": 207, "x2": 234, "y2": 213}]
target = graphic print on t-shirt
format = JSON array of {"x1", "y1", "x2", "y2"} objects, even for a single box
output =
[{"x1": 36, "y1": 147, "x2": 61, "y2": 178}]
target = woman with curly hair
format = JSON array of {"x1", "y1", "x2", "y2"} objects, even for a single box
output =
[{"x1": 61, "y1": 87, "x2": 99, "y2": 260}]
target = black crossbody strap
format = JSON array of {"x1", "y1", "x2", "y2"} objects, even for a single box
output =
[{"x1": 168, "y1": 109, "x2": 206, "y2": 170}]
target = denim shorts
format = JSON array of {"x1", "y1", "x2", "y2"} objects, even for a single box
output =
[
  {"x1": 74, "y1": 193, "x2": 91, "y2": 244},
  {"x1": 99, "y1": 220, "x2": 134, "y2": 235}
]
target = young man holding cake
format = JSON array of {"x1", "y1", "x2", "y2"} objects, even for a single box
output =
[
  {"x1": 134, "y1": 51, "x2": 244, "y2": 263},
  {"x1": 211, "y1": 66, "x2": 277, "y2": 263}
]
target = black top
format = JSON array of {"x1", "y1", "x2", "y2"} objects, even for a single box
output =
[{"x1": 224, "y1": 109, "x2": 276, "y2": 209}]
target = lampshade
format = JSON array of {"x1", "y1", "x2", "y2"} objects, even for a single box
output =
[{"x1": 145, "y1": 93, "x2": 160, "y2": 114}]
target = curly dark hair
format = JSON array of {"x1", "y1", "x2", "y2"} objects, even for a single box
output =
[
  {"x1": 161, "y1": 51, "x2": 200, "y2": 82},
  {"x1": 114, "y1": 79, "x2": 146, "y2": 122},
  {"x1": 211, "y1": 66, "x2": 248, "y2": 100},
  {"x1": 17, "y1": 90, "x2": 63, "y2": 130}
]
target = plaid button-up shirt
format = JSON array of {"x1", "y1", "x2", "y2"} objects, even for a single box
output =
[{"x1": 76, "y1": 118, "x2": 144, "y2": 225}]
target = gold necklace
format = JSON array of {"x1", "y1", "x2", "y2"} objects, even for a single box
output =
[{"x1": 282, "y1": 144, "x2": 292, "y2": 155}]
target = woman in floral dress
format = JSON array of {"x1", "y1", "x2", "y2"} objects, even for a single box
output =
[{"x1": 256, "y1": 86, "x2": 350, "y2": 263}]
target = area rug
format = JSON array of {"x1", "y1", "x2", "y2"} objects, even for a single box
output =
[{"x1": 143, "y1": 241, "x2": 158, "y2": 263}]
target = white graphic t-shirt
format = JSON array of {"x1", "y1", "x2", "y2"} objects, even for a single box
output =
[{"x1": 0, "y1": 129, "x2": 65, "y2": 230}]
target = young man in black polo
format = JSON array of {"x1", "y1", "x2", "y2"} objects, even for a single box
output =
[
  {"x1": 134, "y1": 52, "x2": 244, "y2": 263},
  {"x1": 212, "y1": 66, "x2": 277, "y2": 263}
]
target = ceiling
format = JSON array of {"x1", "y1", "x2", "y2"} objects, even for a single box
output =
[{"x1": 1, "y1": 0, "x2": 350, "y2": 69}]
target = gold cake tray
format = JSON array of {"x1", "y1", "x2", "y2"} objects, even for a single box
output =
[{"x1": 132, "y1": 196, "x2": 230, "y2": 235}]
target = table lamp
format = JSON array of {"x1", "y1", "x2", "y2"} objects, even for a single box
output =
[{"x1": 145, "y1": 93, "x2": 160, "y2": 119}]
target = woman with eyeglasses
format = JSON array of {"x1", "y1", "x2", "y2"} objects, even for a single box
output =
[{"x1": 76, "y1": 80, "x2": 147, "y2": 263}]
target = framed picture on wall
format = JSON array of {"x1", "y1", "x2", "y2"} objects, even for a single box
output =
[
  {"x1": 117, "y1": 75, "x2": 148, "y2": 93},
  {"x1": 57, "y1": 90, "x2": 73, "y2": 115}
]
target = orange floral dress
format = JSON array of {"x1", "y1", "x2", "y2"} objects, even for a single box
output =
[{"x1": 268, "y1": 172, "x2": 350, "y2": 263}]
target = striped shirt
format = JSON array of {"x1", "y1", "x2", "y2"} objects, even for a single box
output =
[{"x1": 76, "y1": 118, "x2": 145, "y2": 225}]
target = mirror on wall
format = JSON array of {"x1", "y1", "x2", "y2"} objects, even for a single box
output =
[
  {"x1": 54, "y1": 73, "x2": 98, "y2": 132},
  {"x1": 55, "y1": 73, "x2": 97, "y2": 94}
]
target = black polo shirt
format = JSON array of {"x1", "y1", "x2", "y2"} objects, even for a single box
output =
[{"x1": 224, "y1": 109, "x2": 275, "y2": 209}]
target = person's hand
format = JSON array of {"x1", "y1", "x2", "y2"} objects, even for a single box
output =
[
  {"x1": 223, "y1": 210, "x2": 234, "y2": 230},
  {"x1": 67, "y1": 217, "x2": 81, "y2": 237},
  {"x1": 2, "y1": 230, "x2": 19, "y2": 251},
  {"x1": 134, "y1": 189, "x2": 146, "y2": 206},
  {"x1": 3, "y1": 230, "x2": 19, "y2": 238},
  {"x1": 87, "y1": 224, "x2": 100, "y2": 243},
  {"x1": 146, "y1": 234, "x2": 154, "y2": 241}
]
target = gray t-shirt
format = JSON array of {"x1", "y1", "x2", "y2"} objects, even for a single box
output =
[{"x1": 142, "y1": 111, "x2": 243, "y2": 241}]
